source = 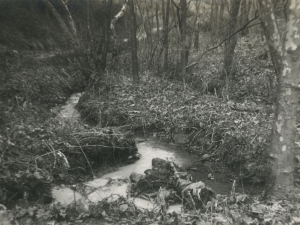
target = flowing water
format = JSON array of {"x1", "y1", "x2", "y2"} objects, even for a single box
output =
[
  {"x1": 58, "y1": 92, "x2": 82, "y2": 119},
  {"x1": 52, "y1": 93, "x2": 261, "y2": 211}
]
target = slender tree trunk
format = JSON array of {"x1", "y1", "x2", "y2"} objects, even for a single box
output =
[
  {"x1": 86, "y1": 0, "x2": 92, "y2": 46},
  {"x1": 155, "y1": 2, "x2": 160, "y2": 40},
  {"x1": 129, "y1": 0, "x2": 139, "y2": 84},
  {"x1": 259, "y1": 0, "x2": 283, "y2": 79},
  {"x1": 111, "y1": 1, "x2": 128, "y2": 41},
  {"x1": 97, "y1": 0, "x2": 113, "y2": 71},
  {"x1": 144, "y1": 16, "x2": 152, "y2": 45},
  {"x1": 144, "y1": 0, "x2": 153, "y2": 43},
  {"x1": 223, "y1": 0, "x2": 241, "y2": 79},
  {"x1": 265, "y1": 0, "x2": 300, "y2": 198},
  {"x1": 240, "y1": 0, "x2": 248, "y2": 36},
  {"x1": 245, "y1": 0, "x2": 252, "y2": 32},
  {"x1": 179, "y1": 0, "x2": 187, "y2": 77},
  {"x1": 210, "y1": 0, "x2": 215, "y2": 37},
  {"x1": 136, "y1": 1, "x2": 149, "y2": 44},
  {"x1": 218, "y1": 0, "x2": 225, "y2": 35},
  {"x1": 42, "y1": 0, "x2": 76, "y2": 45},
  {"x1": 213, "y1": 0, "x2": 219, "y2": 39},
  {"x1": 163, "y1": 0, "x2": 170, "y2": 71},
  {"x1": 58, "y1": 0, "x2": 78, "y2": 41},
  {"x1": 143, "y1": 0, "x2": 154, "y2": 65},
  {"x1": 194, "y1": 22, "x2": 199, "y2": 51}
]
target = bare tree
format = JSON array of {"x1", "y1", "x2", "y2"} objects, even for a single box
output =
[
  {"x1": 259, "y1": 0, "x2": 283, "y2": 79},
  {"x1": 162, "y1": 0, "x2": 170, "y2": 71},
  {"x1": 262, "y1": 0, "x2": 300, "y2": 198},
  {"x1": 42, "y1": 0, "x2": 77, "y2": 45},
  {"x1": 155, "y1": 2, "x2": 160, "y2": 40},
  {"x1": 223, "y1": 0, "x2": 241, "y2": 79},
  {"x1": 240, "y1": 0, "x2": 251, "y2": 36},
  {"x1": 96, "y1": 0, "x2": 113, "y2": 72},
  {"x1": 110, "y1": 1, "x2": 128, "y2": 40},
  {"x1": 59, "y1": 0, "x2": 78, "y2": 41},
  {"x1": 210, "y1": 0, "x2": 215, "y2": 36},
  {"x1": 218, "y1": 0, "x2": 225, "y2": 35},
  {"x1": 211, "y1": 0, "x2": 219, "y2": 39},
  {"x1": 129, "y1": 0, "x2": 139, "y2": 83},
  {"x1": 172, "y1": 0, "x2": 188, "y2": 77}
]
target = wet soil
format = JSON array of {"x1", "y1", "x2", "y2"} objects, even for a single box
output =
[{"x1": 56, "y1": 93, "x2": 264, "y2": 200}]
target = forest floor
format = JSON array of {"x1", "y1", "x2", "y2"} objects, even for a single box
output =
[{"x1": 1, "y1": 35, "x2": 300, "y2": 224}]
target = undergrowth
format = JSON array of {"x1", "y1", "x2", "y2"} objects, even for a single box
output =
[
  {"x1": 77, "y1": 70, "x2": 274, "y2": 182},
  {"x1": 0, "y1": 50, "x2": 137, "y2": 207}
]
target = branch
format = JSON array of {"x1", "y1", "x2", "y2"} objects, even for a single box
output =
[
  {"x1": 206, "y1": 15, "x2": 260, "y2": 52},
  {"x1": 189, "y1": 16, "x2": 261, "y2": 67},
  {"x1": 171, "y1": 0, "x2": 182, "y2": 32},
  {"x1": 186, "y1": 62, "x2": 197, "y2": 69},
  {"x1": 171, "y1": 0, "x2": 179, "y2": 10},
  {"x1": 110, "y1": 1, "x2": 128, "y2": 39}
]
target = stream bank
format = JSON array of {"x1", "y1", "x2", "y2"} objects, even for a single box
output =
[
  {"x1": 46, "y1": 93, "x2": 264, "y2": 217},
  {"x1": 1, "y1": 71, "x2": 299, "y2": 225},
  {"x1": 58, "y1": 93, "x2": 262, "y2": 197}
]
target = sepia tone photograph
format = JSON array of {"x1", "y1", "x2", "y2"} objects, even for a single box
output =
[{"x1": 1, "y1": 0, "x2": 300, "y2": 224}]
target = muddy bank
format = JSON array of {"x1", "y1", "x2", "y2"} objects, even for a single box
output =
[
  {"x1": 102, "y1": 140, "x2": 261, "y2": 195},
  {"x1": 60, "y1": 93, "x2": 262, "y2": 195},
  {"x1": 75, "y1": 75, "x2": 273, "y2": 185}
]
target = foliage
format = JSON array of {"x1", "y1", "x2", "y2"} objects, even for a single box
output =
[
  {"x1": 0, "y1": 50, "x2": 137, "y2": 207},
  {"x1": 0, "y1": 49, "x2": 85, "y2": 104},
  {"x1": 3, "y1": 178, "x2": 300, "y2": 225},
  {"x1": 0, "y1": 104, "x2": 137, "y2": 206},
  {"x1": 77, "y1": 69, "x2": 274, "y2": 182}
]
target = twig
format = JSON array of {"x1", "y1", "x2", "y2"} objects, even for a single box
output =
[
  {"x1": 72, "y1": 135, "x2": 96, "y2": 179},
  {"x1": 189, "y1": 130, "x2": 202, "y2": 146},
  {"x1": 188, "y1": 191, "x2": 197, "y2": 214},
  {"x1": 186, "y1": 62, "x2": 198, "y2": 69},
  {"x1": 67, "y1": 144, "x2": 135, "y2": 149},
  {"x1": 197, "y1": 15, "x2": 260, "y2": 61},
  {"x1": 45, "y1": 142, "x2": 57, "y2": 169},
  {"x1": 72, "y1": 131, "x2": 123, "y2": 135}
]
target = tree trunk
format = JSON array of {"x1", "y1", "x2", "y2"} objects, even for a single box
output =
[
  {"x1": 58, "y1": 0, "x2": 78, "y2": 42},
  {"x1": 163, "y1": 0, "x2": 170, "y2": 71},
  {"x1": 210, "y1": 0, "x2": 215, "y2": 37},
  {"x1": 245, "y1": 0, "x2": 252, "y2": 32},
  {"x1": 155, "y1": 2, "x2": 160, "y2": 40},
  {"x1": 144, "y1": 0, "x2": 153, "y2": 43},
  {"x1": 180, "y1": 0, "x2": 187, "y2": 77},
  {"x1": 259, "y1": 0, "x2": 283, "y2": 79},
  {"x1": 194, "y1": 22, "x2": 199, "y2": 51},
  {"x1": 223, "y1": 0, "x2": 241, "y2": 79},
  {"x1": 110, "y1": 1, "x2": 128, "y2": 41},
  {"x1": 213, "y1": 0, "x2": 219, "y2": 39},
  {"x1": 265, "y1": 0, "x2": 300, "y2": 198},
  {"x1": 42, "y1": 0, "x2": 76, "y2": 45},
  {"x1": 97, "y1": 0, "x2": 113, "y2": 71},
  {"x1": 218, "y1": 0, "x2": 225, "y2": 35},
  {"x1": 86, "y1": 0, "x2": 92, "y2": 46},
  {"x1": 240, "y1": 0, "x2": 249, "y2": 36},
  {"x1": 129, "y1": 0, "x2": 139, "y2": 84}
]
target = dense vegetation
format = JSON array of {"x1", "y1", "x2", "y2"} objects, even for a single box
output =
[{"x1": 1, "y1": 0, "x2": 300, "y2": 224}]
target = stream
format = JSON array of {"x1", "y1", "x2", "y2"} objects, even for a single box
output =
[{"x1": 52, "y1": 93, "x2": 261, "y2": 211}]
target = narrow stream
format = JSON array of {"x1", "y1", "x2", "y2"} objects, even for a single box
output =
[
  {"x1": 52, "y1": 93, "x2": 261, "y2": 211},
  {"x1": 58, "y1": 92, "x2": 82, "y2": 119}
]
